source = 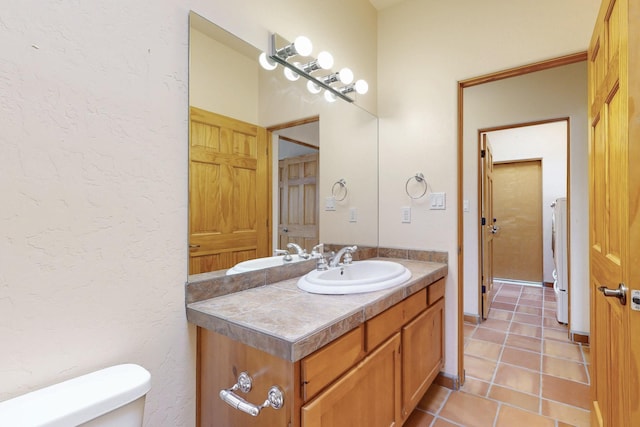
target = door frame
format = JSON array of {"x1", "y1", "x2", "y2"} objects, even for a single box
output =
[{"x1": 457, "y1": 53, "x2": 583, "y2": 386}]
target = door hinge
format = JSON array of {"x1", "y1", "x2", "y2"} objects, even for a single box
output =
[
  {"x1": 481, "y1": 217, "x2": 486, "y2": 226},
  {"x1": 482, "y1": 285, "x2": 486, "y2": 294},
  {"x1": 481, "y1": 149, "x2": 486, "y2": 158}
]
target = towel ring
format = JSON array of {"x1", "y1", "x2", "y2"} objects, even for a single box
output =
[
  {"x1": 332, "y1": 179, "x2": 348, "y2": 202},
  {"x1": 405, "y1": 173, "x2": 428, "y2": 199}
]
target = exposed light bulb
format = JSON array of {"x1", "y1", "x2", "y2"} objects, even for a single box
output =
[
  {"x1": 258, "y1": 52, "x2": 277, "y2": 71},
  {"x1": 355, "y1": 79, "x2": 369, "y2": 94},
  {"x1": 293, "y1": 36, "x2": 313, "y2": 57},
  {"x1": 316, "y1": 51, "x2": 334, "y2": 69},
  {"x1": 307, "y1": 80, "x2": 322, "y2": 94},
  {"x1": 284, "y1": 63, "x2": 300, "y2": 81},
  {"x1": 338, "y1": 67, "x2": 354, "y2": 84},
  {"x1": 324, "y1": 90, "x2": 337, "y2": 103}
]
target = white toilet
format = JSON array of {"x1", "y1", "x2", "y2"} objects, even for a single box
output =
[{"x1": 0, "y1": 364, "x2": 151, "y2": 426}]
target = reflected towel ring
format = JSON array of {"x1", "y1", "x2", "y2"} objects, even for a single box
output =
[
  {"x1": 332, "y1": 179, "x2": 348, "y2": 201},
  {"x1": 405, "y1": 173, "x2": 428, "y2": 199}
]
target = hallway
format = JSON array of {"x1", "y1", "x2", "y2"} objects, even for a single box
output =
[{"x1": 406, "y1": 282, "x2": 590, "y2": 426}]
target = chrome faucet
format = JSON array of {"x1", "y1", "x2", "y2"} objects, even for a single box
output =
[
  {"x1": 274, "y1": 249, "x2": 293, "y2": 262},
  {"x1": 287, "y1": 242, "x2": 310, "y2": 259},
  {"x1": 329, "y1": 245, "x2": 358, "y2": 267}
]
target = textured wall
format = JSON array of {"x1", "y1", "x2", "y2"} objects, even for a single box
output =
[{"x1": 0, "y1": 0, "x2": 376, "y2": 425}]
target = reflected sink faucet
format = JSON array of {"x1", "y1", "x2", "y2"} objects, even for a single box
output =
[
  {"x1": 330, "y1": 245, "x2": 358, "y2": 267},
  {"x1": 287, "y1": 243, "x2": 310, "y2": 259}
]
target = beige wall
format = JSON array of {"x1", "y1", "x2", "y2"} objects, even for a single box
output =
[
  {"x1": 0, "y1": 1, "x2": 376, "y2": 426},
  {"x1": 377, "y1": 1, "x2": 599, "y2": 375}
]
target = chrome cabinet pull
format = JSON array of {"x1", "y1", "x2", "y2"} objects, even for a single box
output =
[
  {"x1": 219, "y1": 372, "x2": 284, "y2": 417},
  {"x1": 597, "y1": 283, "x2": 627, "y2": 305}
]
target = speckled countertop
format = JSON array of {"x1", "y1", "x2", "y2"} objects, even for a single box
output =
[{"x1": 186, "y1": 258, "x2": 447, "y2": 362}]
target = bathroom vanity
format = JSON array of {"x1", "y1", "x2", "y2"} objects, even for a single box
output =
[{"x1": 186, "y1": 257, "x2": 447, "y2": 427}]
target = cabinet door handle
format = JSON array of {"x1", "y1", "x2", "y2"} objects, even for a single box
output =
[{"x1": 219, "y1": 372, "x2": 284, "y2": 417}]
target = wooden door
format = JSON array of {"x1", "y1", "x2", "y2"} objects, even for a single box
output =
[
  {"x1": 492, "y1": 160, "x2": 543, "y2": 283},
  {"x1": 278, "y1": 153, "x2": 319, "y2": 252},
  {"x1": 588, "y1": 0, "x2": 640, "y2": 425},
  {"x1": 301, "y1": 333, "x2": 401, "y2": 427},
  {"x1": 480, "y1": 135, "x2": 496, "y2": 318},
  {"x1": 189, "y1": 107, "x2": 270, "y2": 274}
]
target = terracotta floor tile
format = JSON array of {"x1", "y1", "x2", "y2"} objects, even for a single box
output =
[
  {"x1": 465, "y1": 339, "x2": 503, "y2": 361},
  {"x1": 495, "y1": 405, "x2": 554, "y2": 427},
  {"x1": 488, "y1": 309, "x2": 513, "y2": 321},
  {"x1": 489, "y1": 384, "x2": 540, "y2": 413},
  {"x1": 416, "y1": 383, "x2": 450, "y2": 413},
  {"x1": 542, "y1": 356, "x2": 588, "y2": 383},
  {"x1": 463, "y1": 354, "x2": 497, "y2": 382},
  {"x1": 516, "y1": 304, "x2": 543, "y2": 315},
  {"x1": 544, "y1": 317, "x2": 567, "y2": 330},
  {"x1": 513, "y1": 313, "x2": 543, "y2": 325},
  {"x1": 493, "y1": 363, "x2": 540, "y2": 395},
  {"x1": 543, "y1": 308, "x2": 556, "y2": 318},
  {"x1": 543, "y1": 301, "x2": 558, "y2": 310},
  {"x1": 506, "y1": 334, "x2": 542, "y2": 353},
  {"x1": 472, "y1": 327, "x2": 507, "y2": 345},
  {"x1": 404, "y1": 409, "x2": 435, "y2": 427},
  {"x1": 520, "y1": 296, "x2": 544, "y2": 305},
  {"x1": 494, "y1": 296, "x2": 519, "y2": 304},
  {"x1": 509, "y1": 322, "x2": 543, "y2": 338},
  {"x1": 501, "y1": 346, "x2": 541, "y2": 371},
  {"x1": 492, "y1": 302, "x2": 516, "y2": 312},
  {"x1": 541, "y1": 399, "x2": 590, "y2": 427},
  {"x1": 543, "y1": 327, "x2": 571, "y2": 342},
  {"x1": 481, "y1": 317, "x2": 511, "y2": 332},
  {"x1": 460, "y1": 377, "x2": 490, "y2": 397},
  {"x1": 542, "y1": 375, "x2": 590, "y2": 409},
  {"x1": 463, "y1": 323, "x2": 476, "y2": 337},
  {"x1": 432, "y1": 418, "x2": 460, "y2": 427},
  {"x1": 544, "y1": 340, "x2": 583, "y2": 362},
  {"x1": 439, "y1": 391, "x2": 499, "y2": 427}
]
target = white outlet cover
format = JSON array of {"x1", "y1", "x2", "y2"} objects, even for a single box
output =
[
  {"x1": 401, "y1": 207, "x2": 411, "y2": 223},
  {"x1": 349, "y1": 207, "x2": 357, "y2": 222},
  {"x1": 325, "y1": 196, "x2": 336, "y2": 211}
]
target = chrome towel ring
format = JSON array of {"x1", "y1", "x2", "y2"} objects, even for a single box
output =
[
  {"x1": 405, "y1": 173, "x2": 428, "y2": 199},
  {"x1": 331, "y1": 178, "x2": 348, "y2": 201}
]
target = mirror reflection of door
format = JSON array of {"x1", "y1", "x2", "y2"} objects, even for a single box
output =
[
  {"x1": 480, "y1": 134, "x2": 495, "y2": 319},
  {"x1": 188, "y1": 107, "x2": 270, "y2": 274},
  {"x1": 272, "y1": 119, "x2": 320, "y2": 253}
]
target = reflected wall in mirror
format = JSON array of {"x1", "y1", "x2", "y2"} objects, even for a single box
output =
[{"x1": 188, "y1": 11, "x2": 378, "y2": 277}]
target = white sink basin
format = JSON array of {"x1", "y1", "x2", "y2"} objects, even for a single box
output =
[
  {"x1": 226, "y1": 255, "x2": 304, "y2": 275},
  {"x1": 297, "y1": 260, "x2": 412, "y2": 294}
]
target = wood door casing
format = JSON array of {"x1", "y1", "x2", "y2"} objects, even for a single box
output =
[
  {"x1": 588, "y1": 0, "x2": 640, "y2": 425},
  {"x1": 278, "y1": 153, "x2": 319, "y2": 252},
  {"x1": 492, "y1": 160, "x2": 543, "y2": 283},
  {"x1": 189, "y1": 107, "x2": 270, "y2": 274},
  {"x1": 480, "y1": 135, "x2": 496, "y2": 319}
]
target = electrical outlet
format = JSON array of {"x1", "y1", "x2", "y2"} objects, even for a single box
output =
[{"x1": 349, "y1": 207, "x2": 357, "y2": 222}]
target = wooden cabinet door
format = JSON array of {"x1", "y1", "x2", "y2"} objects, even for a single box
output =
[
  {"x1": 301, "y1": 333, "x2": 401, "y2": 427},
  {"x1": 401, "y1": 298, "x2": 444, "y2": 420}
]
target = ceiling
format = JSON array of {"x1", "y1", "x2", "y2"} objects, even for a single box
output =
[{"x1": 369, "y1": 0, "x2": 406, "y2": 10}]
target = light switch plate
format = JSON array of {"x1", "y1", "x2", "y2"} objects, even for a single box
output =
[
  {"x1": 429, "y1": 192, "x2": 446, "y2": 210},
  {"x1": 325, "y1": 196, "x2": 336, "y2": 211},
  {"x1": 401, "y1": 207, "x2": 411, "y2": 223},
  {"x1": 463, "y1": 199, "x2": 470, "y2": 212}
]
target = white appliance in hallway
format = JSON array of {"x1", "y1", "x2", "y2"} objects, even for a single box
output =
[{"x1": 551, "y1": 198, "x2": 568, "y2": 324}]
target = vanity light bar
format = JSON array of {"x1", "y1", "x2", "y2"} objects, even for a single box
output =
[{"x1": 263, "y1": 33, "x2": 365, "y2": 103}]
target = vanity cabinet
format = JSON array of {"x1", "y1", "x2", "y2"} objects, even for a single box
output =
[{"x1": 196, "y1": 276, "x2": 445, "y2": 427}]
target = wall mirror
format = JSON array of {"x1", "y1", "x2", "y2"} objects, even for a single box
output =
[{"x1": 188, "y1": 11, "x2": 379, "y2": 278}]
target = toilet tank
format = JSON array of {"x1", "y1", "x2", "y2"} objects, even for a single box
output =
[{"x1": 0, "y1": 364, "x2": 151, "y2": 427}]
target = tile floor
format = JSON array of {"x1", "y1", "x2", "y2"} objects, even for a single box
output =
[{"x1": 405, "y1": 282, "x2": 591, "y2": 427}]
